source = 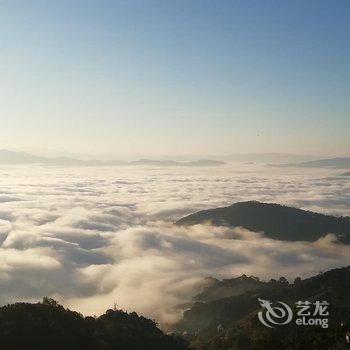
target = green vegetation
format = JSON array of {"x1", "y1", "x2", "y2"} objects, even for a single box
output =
[
  {"x1": 176, "y1": 201, "x2": 350, "y2": 244},
  {"x1": 1, "y1": 267, "x2": 350, "y2": 349},
  {"x1": 0, "y1": 298, "x2": 189, "y2": 350},
  {"x1": 174, "y1": 266, "x2": 350, "y2": 349}
]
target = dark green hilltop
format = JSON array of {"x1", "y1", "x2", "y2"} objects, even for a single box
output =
[
  {"x1": 173, "y1": 266, "x2": 350, "y2": 350},
  {"x1": 2, "y1": 266, "x2": 350, "y2": 350},
  {"x1": 176, "y1": 201, "x2": 350, "y2": 244},
  {"x1": 0, "y1": 298, "x2": 188, "y2": 350}
]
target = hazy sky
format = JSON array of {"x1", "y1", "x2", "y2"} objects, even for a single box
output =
[{"x1": 1, "y1": 0, "x2": 349, "y2": 156}]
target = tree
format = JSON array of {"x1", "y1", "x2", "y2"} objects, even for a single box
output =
[
  {"x1": 42, "y1": 297, "x2": 59, "y2": 308},
  {"x1": 293, "y1": 277, "x2": 302, "y2": 284},
  {"x1": 278, "y1": 277, "x2": 289, "y2": 285}
]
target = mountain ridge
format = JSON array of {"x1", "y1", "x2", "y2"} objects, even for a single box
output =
[
  {"x1": 0, "y1": 298, "x2": 188, "y2": 350},
  {"x1": 176, "y1": 201, "x2": 350, "y2": 244},
  {"x1": 0, "y1": 150, "x2": 224, "y2": 167},
  {"x1": 275, "y1": 157, "x2": 350, "y2": 169},
  {"x1": 174, "y1": 266, "x2": 350, "y2": 349}
]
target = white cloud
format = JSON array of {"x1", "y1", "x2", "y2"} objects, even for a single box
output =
[{"x1": 0, "y1": 164, "x2": 349, "y2": 325}]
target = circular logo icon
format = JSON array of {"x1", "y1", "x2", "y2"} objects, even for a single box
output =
[{"x1": 258, "y1": 298, "x2": 293, "y2": 328}]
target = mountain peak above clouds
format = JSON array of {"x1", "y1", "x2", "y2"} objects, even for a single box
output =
[{"x1": 176, "y1": 201, "x2": 350, "y2": 244}]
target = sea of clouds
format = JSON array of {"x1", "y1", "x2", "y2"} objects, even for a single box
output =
[{"x1": 0, "y1": 163, "x2": 349, "y2": 325}]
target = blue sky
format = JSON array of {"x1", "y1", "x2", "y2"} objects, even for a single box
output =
[{"x1": 1, "y1": 0, "x2": 349, "y2": 156}]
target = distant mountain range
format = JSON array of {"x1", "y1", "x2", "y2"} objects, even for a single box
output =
[
  {"x1": 4, "y1": 149, "x2": 350, "y2": 168},
  {"x1": 0, "y1": 150, "x2": 224, "y2": 167},
  {"x1": 0, "y1": 149, "x2": 125, "y2": 166},
  {"x1": 129, "y1": 159, "x2": 224, "y2": 167},
  {"x1": 176, "y1": 201, "x2": 350, "y2": 244},
  {"x1": 174, "y1": 266, "x2": 350, "y2": 349},
  {"x1": 219, "y1": 153, "x2": 320, "y2": 163},
  {"x1": 276, "y1": 157, "x2": 350, "y2": 169}
]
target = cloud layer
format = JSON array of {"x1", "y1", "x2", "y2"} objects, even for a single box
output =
[{"x1": 0, "y1": 164, "x2": 349, "y2": 325}]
